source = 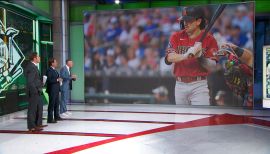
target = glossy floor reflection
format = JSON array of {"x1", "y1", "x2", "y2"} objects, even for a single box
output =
[{"x1": 0, "y1": 104, "x2": 270, "y2": 154}]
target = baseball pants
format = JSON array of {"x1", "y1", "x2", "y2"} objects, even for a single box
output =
[{"x1": 175, "y1": 80, "x2": 210, "y2": 105}]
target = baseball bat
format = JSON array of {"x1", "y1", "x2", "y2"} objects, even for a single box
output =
[{"x1": 199, "y1": 4, "x2": 226, "y2": 43}]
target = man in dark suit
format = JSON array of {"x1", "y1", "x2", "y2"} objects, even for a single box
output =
[
  {"x1": 60, "y1": 59, "x2": 76, "y2": 116},
  {"x1": 24, "y1": 52, "x2": 46, "y2": 132},
  {"x1": 46, "y1": 58, "x2": 63, "y2": 123}
]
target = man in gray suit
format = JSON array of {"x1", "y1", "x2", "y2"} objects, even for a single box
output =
[
  {"x1": 60, "y1": 59, "x2": 76, "y2": 116},
  {"x1": 24, "y1": 52, "x2": 46, "y2": 132}
]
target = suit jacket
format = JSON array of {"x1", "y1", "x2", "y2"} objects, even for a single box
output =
[
  {"x1": 60, "y1": 65, "x2": 72, "y2": 92},
  {"x1": 46, "y1": 67, "x2": 60, "y2": 94},
  {"x1": 24, "y1": 62, "x2": 43, "y2": 96}
]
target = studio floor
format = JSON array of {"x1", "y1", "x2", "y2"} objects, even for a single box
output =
[{"x1": 0, "y1": 104, "x2": 270, "y2": 154}]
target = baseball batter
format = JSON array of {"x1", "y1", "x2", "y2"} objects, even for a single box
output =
[{"x1": 165, "y1": 6, "x2": 218, "y2": 105}]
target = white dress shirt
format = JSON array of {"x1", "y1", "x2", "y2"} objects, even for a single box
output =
[
  {"x1": 31, "y1": 61, "x2": 38, "y2": 67},
  {"x1": 66, "y1": 65, "x2": 70, "y2": 75}
]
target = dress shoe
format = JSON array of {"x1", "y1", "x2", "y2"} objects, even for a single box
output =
[
  {"x1": 28, "y1": 127, "x2": 43, "y2": 132},
  {"x1": 60, "y1": 113, "x2": 68, "y2": 118},
  {"x1": 55, "y1": 117, "x2": 64, "y2": 121},
  {"x1": 65, "y1": 111, "x2": 72, "y2": 115},
  {"x1": 28, "y1": 128, "x2": 36, "y2": 133},
  {"x1": 37, "y1": 125, "x2": 48, "y2": 128},
  {"x1": 47, "y1": 120, "x2": 57, "y2": 123},
  {"x1": 34, "y1": 127, "x2": 43, "y2": 131}
]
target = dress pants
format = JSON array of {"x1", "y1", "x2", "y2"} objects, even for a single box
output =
[
  {"x1": 60, "y1": 90, "x2": 70, "y2": 114},
  {"x1": 47, "y1": 91, "x2": 60, "y2": 121},
  {"x1": 27, "y1": 94, "x2": 43, "y2": 129}
]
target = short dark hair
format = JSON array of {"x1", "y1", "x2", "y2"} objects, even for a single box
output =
[
  {"x1": 179, "y1": 17, "x2": 206, "y2": 30},
  {"x1": 66, "y1": 59, "x2": 72, "y2": 64},
  {"x1": 199, "y1": 18, "x2": 206, "y2": 30},
  {"x1": 29, "y1": 52, "x2": 38, "y2": 61},
  {"x1": 48, "y1": 58, "x2": 56, "y2": 67}
]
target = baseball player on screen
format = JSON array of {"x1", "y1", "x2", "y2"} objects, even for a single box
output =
[
  {"x1": 217, "y1": 43, "x2": 253, "y2": 107},
  {"x1": 165, "y1": 6, "x2": 218, "y2": 105}
]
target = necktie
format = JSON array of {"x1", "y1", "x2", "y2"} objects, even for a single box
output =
[
  {"x1": 54, "y1": 69, "x2": 59, "y2": 78},
  {"x1": 35, "y1": 64, "x2": 41, "y2": 79}
]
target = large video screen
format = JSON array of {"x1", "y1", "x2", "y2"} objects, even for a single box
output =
[
  {"x1": 84, "y1": 2, "x2": 254, "y2": 107},
  {"x1": 0, "y1": 7, "x2": 32, "y2": 115}
]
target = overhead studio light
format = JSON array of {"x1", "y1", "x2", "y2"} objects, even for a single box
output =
[{"x1": 115, "y1": 0, "x2": 120, "y2": 4}]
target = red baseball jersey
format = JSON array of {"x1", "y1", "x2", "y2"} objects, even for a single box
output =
[{"x1": 167, "y1": 30, "x2": 218, "y2": 77}]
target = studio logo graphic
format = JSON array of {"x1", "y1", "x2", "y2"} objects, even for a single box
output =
[
  {"x1": 0, "y1": 20, "x2": 25, "y2": 93},
  {"x1": 266, "y1": 47, "x2": 270, "y2": 98}
]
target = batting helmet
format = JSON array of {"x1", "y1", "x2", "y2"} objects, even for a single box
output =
[{"x1": 179, "y1": 6, "x2": 206, "y2": 30}]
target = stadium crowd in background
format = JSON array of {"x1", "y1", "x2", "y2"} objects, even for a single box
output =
[{"x1": 83, "y1": 4, "x2": 253, "y2": 77}]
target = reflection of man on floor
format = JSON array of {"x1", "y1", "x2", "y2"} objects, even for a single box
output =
[{"x1": 152, "y1": 86, "x2": 170, "y2": 104}]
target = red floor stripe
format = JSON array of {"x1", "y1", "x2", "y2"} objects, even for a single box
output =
[
  {"x1": 248, "y1": 115, "x2": 270, "y2": 118},
  {"x1": 66, "y1": 109, "x2": 270, "y2": 118},
  {"x1": 248, "y1": 118, "x2": 270, "y2": 127},
  {"x1": 0, "y1": 130, "x2": 124, "y2": 137},
  {"x1": 14, "y1": 117, "x2": 178, "y2": 125},
  {"x1": 68, "y1": 109, "x2": 217, "y2": 116},
  {"x1": 47, "y1": 114, "x2": 270, "y2": 154}
]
